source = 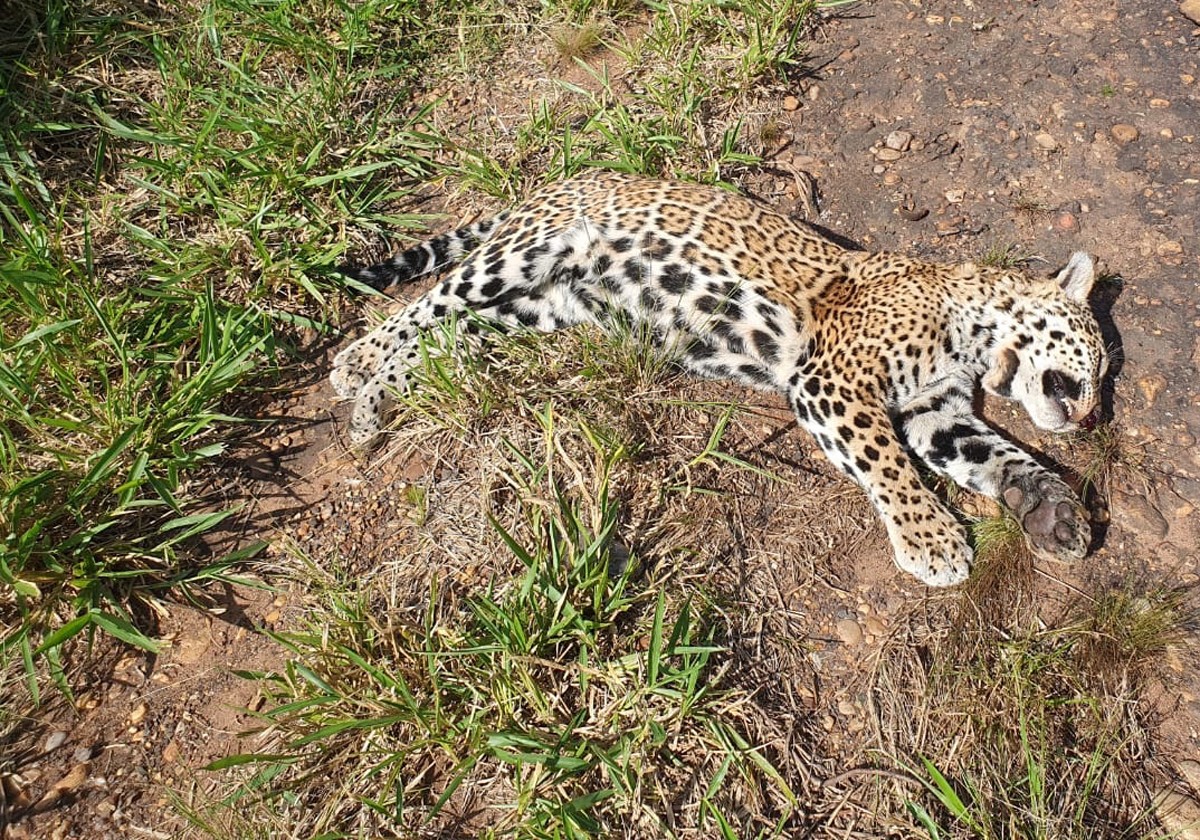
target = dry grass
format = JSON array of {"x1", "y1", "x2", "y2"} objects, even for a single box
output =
[{"x1": 550, "y1": 19, "x2": 606, "y2": 60}]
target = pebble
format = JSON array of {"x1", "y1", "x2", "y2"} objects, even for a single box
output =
[
  {"x1": 875, "y1": 147, "x2": 903, "y2": 162},
  {"x1": 44, "y1": 731, "x2": 68, "y2": 752},
  {"x1": 1034, "y1": 132, "x2": 1059, "y2": 150},
  {"x1": 883, "y1": 172, "x2": 902, "y2": 186},
  {"x1": 1111, "y1": 124, "x2": 1140, "y2": 144},
  {"x1": 782, "y1": 95, "x2": 800, "y2": 111},
  {"x1": 1181, "y1": 759, "x2": 1200, "y2": 792},
  {"x1": 944, "y1": 189, "x2": 965, "y2": 203},
  {"x1": 885, "y1": 130, "x2": 913, "y2": 152},
  {"x1": 864, "y1": 615, "x2": 887, "y2": 636},
  {"x1": 1155, "y1": 788, "x2": 1200, "y2": 840},
  {"x1": 836, "y1": 618, "x2": 864, "y2": 646},
  {"x1": 1137, "y1": 374, "x2": 1167, "y2": 407},
  {"x1": 1114, "y1": 490, "x2": 1170, "y2": 540},
  {"x1": 1053, "y1": 211, "x2": 1080, "y2": 234}
]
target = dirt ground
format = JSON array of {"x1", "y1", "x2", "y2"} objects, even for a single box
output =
[{"x1": 7, "y1": 0, "x2": 1200, "y2": 837}]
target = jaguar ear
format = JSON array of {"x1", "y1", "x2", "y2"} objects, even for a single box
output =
[
  {"x1": 982, "y1": 346, "x2": 1019, "y2": 397},
  {"x1": 1054, "y1": 252, "x2": 1095, "y2": 303}
]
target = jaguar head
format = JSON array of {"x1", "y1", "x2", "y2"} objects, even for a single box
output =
[{"x1": 982, "y1": 252, "x2": 1108, "y2": 433}]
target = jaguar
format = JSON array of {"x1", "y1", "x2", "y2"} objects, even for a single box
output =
[{"x1": 330, "y1": 170, "x2": 1107, "y2": 586}]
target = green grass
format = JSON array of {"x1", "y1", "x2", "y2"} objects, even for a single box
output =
[
  {"x1": 191, "y1": 412, "x2": 797, "y2": 837},
  {"x1": 0, "y1": 0, "x2": 536, "y2": 693},
  {"x1": 451, "y1": 0, "x2": 825, "y2": 195}
]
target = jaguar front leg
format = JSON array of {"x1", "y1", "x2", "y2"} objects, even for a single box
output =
[
  {"x1": 897, "y1": 383, "x2": 1090, "y2": 562},
  {"x1": 789, "y1": 378, "x2": 971, "y2": 587}
]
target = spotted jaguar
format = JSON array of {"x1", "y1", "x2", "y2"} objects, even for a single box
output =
[{"x1": 331, "y1": 170, "x2": 1107, "y2": 586}]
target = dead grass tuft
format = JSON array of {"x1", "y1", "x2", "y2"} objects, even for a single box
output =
[
  {"x1": 1073, "y1": 583, "x2": 1197, "y2": 692},
  {"x1": 550, "y1": 19, "x2": 606, "y2": 60},
  {"x1": 957, "y1": 513, "x2": 1037, "y2": 638}
]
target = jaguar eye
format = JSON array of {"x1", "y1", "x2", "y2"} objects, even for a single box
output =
[{"x1": 1042, "y1": 369, "x2": 1077, "y2": 400}]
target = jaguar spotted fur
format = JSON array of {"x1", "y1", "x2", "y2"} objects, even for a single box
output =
[{"x1": 331, "y1": 170, "x2": 1107, "y2": 586}]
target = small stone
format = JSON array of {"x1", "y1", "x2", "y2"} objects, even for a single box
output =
[
  {"x1": 1033, "y1": 132, "x2": 1058, "y2": 151},
  {"x1": 1181, "y1": 0, "x2": 1200, "y2": 24},
  {"x1": 808, "y1": 84, "x2": 820, "y2": 101},
  {"x1": 885, "y1": 130, "x2": 913, "y2": 152},
  {"x1": 72, "y1": 746, "x2": 93, "y2": 763},
  {"x1": 1150, "y1": 98, "x2": 1171, "y2": 108},
  {"x1": 1138, "y1": 374, "x2": 1167, "y2": 407},
  {"x1": 836, "y1": 619, "x2": 864, "y2": 646},
  {"x1": 875, "y1": 147, "x2": 903, "y2": 162},
  {"x1": 782, "y1": 95, "x2": 800, "y2": 111},
  {"x1": 128, "y1": 703, "x2": 147, "y2": 725},
  {"x1": 1111, "y1": 123, "x2": 1140, "y2": 144},
  {"x1": 864, "y1": 616, "x2": 887, "y2": 636},
  {"x1": 1114, "y1": 491, "x2": 1169, "y2": 540},
  {"x1": 1053, "y1": 211, "x2": 1080, "y2": 234},
  {"x1": 1155, "y1": 788, "x2": 1200, "y2": 840},
  {"x1": 1157, "y1": 240, "x2": 1184, "y2": 257},
  {"x1": 44, "y1": 731, "x2": 68, "y2": 752},
  {"x1": 162, "y1": 739, "x2": 181, "y2": 764},
  {"x1": 837, "y1": 698, "x2": 856, "y2": 716},
  {"x1": 883, "y1": 172, "x2": 902, "y2": 186},
  {"x1": 1181, "y1": 759, "x2": 1200, "y2": 793},
  {"x1": 944, "y1": 189, "x2": 965, "y2": 203}
]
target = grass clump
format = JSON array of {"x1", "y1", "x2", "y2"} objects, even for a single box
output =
[
  {"x1": 977, "y1": 243, "x2": 1035, "y2": 269},
  {"x1": 195, "y1": 406, "x2": 803, "y2": 838},
  {"x1": 550, "y1": 19, "x2": 607, "y2": 60}
]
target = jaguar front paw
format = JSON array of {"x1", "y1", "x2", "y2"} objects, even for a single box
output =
[
  {"x1": 1002, "y1": 475, "x2": 1090, "y2": 561},
  {"x1": 889, "y1": 516, "x2": 973, "y2": 587}
]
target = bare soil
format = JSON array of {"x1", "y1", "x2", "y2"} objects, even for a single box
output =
[{"x1": 7, "y1": 0, "x2": 1200, "y2": 837}]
